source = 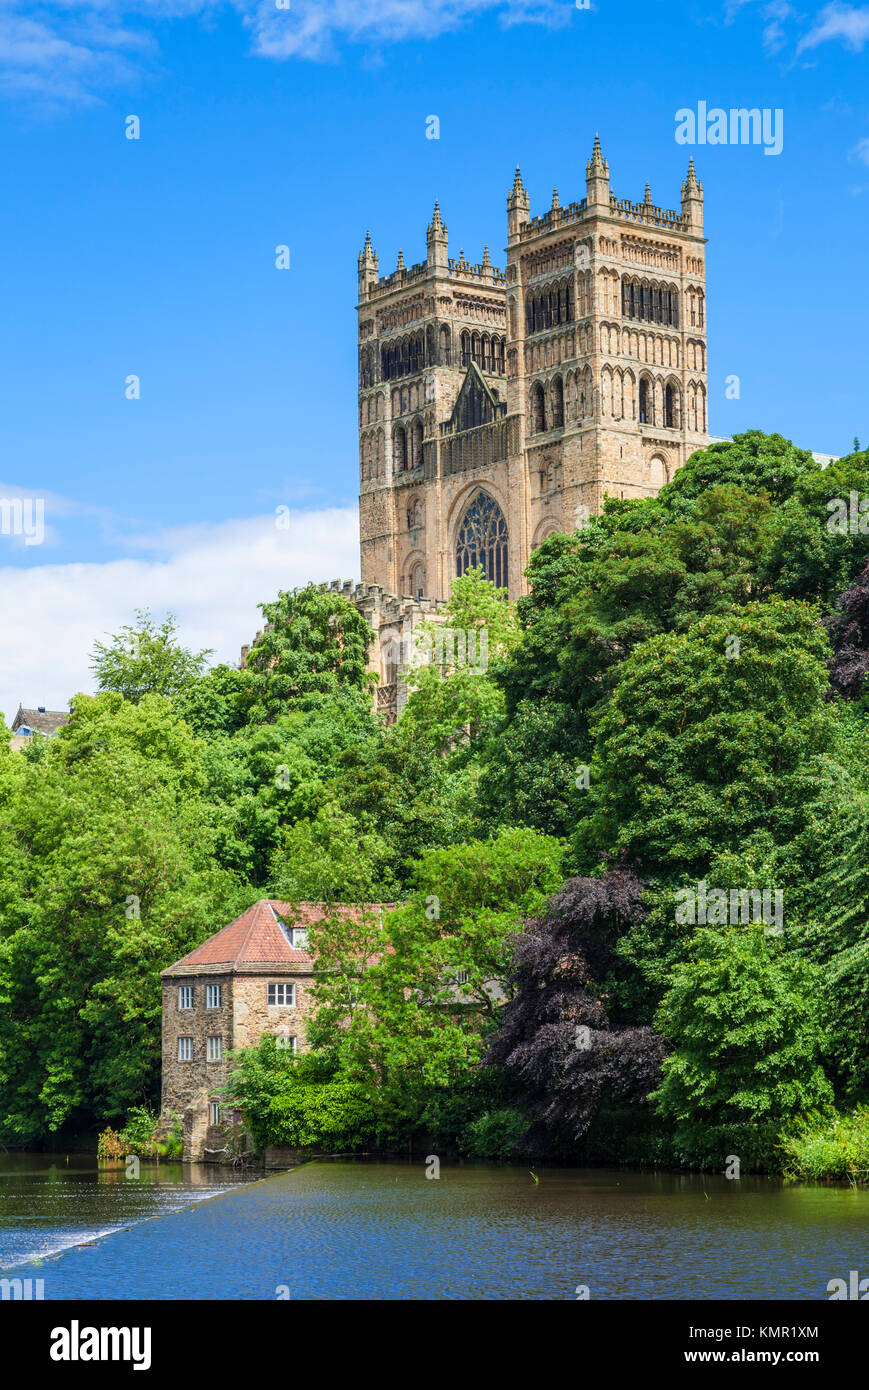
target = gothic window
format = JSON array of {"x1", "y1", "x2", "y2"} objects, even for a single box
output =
[
  {"x1": 409, "y1": 417, "x2": 424, "y2": 468},
  {"x1": 665, "y1": 383, "x2": 676, "y2": 429},
  {"x1": 426, "y1": 325, "x2": 435, "y2": 366},
  {"x1": 649, "y1": 456, "x2": 666, "y2": 488},
  {"x1": 481, "y1": 333, "x2": 491, "y2": 372},
  {"x1": 461, "y1": 330, "x2": 471, "y2": 367},
  {"x1": 471, "y1": 332, "x2": 481, "y2": 366},
  {"x1": 551, "y1": 376, "x2": 564, "y2": 429},
  {"x1": 531, "y1": 381, "x2": 546, "y2": 433},
  {"x1": 455, "y1": 490, "x2": 509, "y2": 590},
  {"x1": 440, "y1": 324, "x2": 451, "y2": 365},
  {"x1": 393, "y1": 425, "x2": 407, "y2": 471},
  {"x1": 639, "y1": 377, "x2": 652, "y2": 425},
  {"x1": 410, "y1": 563, "x2": 425, "y2": 600}
]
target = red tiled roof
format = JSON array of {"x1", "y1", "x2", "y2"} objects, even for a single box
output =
[{"x1": 162, "y1": 900, "x2": 388, "y2": 974}]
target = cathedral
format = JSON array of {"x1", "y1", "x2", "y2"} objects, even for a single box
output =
[
  {"x1": 354, "y1": 139, "x2": 708, "y2": 715},
  {"x1": 358, "y1": 138, "x2": 707, "y2": 605}
]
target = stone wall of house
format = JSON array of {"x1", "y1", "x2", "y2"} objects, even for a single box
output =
[
  {"x1": 160, "y1": 967, "x2": 235, "y2": 1160},
  {"x1": 231, "y1": 966, "x2": 316, "y2": 1052}
]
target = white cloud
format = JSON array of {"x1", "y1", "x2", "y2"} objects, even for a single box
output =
[
  {"x1": 0, "y1": 0, "x2": 568, "y2": 105},
  {"x1": 796, "y1": 2, "x2": 869, "y2": 53},
  {"x1": 0, "y1": 504, "x2": 358, "y2": 723},
  {"x1": 850, "y1": 135, "x2": 869, "y2": 163}
]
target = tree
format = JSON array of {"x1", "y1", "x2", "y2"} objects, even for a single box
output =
[
  {"x1": 579, "y1": 600, "x2": 842, "y2": 877},
  {"x1": 0, "y1": 695, "x2": 248, "y2": 1142},
  {"x1": 824, "y1": 559, "x2": 869, "y2": 703},
  {"x1": 90, "y1": 610, "x2": 211, "y2": 703},
  {"x1": 172, "y1": 663, "x2": 251, "y2": 736},
  {"x1": 400, "y1": 569, "x2": 519, "y2": 756},
  {"x1": 651, "y1": 928, "x2": 833, "y2": 1167},
  {"x1": 307, "y1": 828, "x2": 565, "y2": 1103},
  {"x1": 487, "y1": 870, "x2": 665, "y2": 1144},
  {"x1": 245, "y1": 584, "x2": 376, "y2": 722}
]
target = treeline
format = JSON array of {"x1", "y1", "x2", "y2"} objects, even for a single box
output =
[{"x1": 3, "y1": 431, "x2": 869, "y2": 1174}]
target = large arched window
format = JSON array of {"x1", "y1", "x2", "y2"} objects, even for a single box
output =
[{"x1": 455, "y1": 490, "x2": 509, "y2": 590}]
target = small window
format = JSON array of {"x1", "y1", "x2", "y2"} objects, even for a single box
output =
[
  {"x1": 268, "y1": 982, "x2": 296, "y2": 1006},
  {"x1": 207, "y1": 1035, "x2": 222, "y2": 1061},
  {"x1": 277, "y1": 1034, "x2": 298, "y2": 1053},
  {"x1": 210, "y1": 1102, "x2": 220, "y2": 1125},
  {"x1": 205, "y1": 984, "x2": 221, "y2": 1009},
  {"x1": 178, "y1": 1036, "x2": 193, "y2": 1062},
  {"x1": 290, "y1": 928, "x2": 309, "y2": 950},
  {"x1": 455, "y1": 971, "x2": 469, "y2": 985},
  {"x1": 178, "y1": 986, "x2": 193, "y2": 1010}
]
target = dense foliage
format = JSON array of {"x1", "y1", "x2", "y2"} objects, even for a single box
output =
[{"x1": 4, "y1": 431, "x2": 869, "y2": 1176}]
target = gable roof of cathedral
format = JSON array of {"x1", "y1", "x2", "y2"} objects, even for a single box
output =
[{"x1": 447, "y1": 361, "x2": 505, "y2": 432}]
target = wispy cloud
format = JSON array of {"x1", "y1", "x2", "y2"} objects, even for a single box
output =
[
  {"x1": 724, "y1": 0, "x2": 869, "y2": 58},
  {"x1": 849, "y1": 135, "x2": 869, "y2": 163},
  {"x1": 0, "y1": 502, "x2": 358, "y2": 722},
  {"x1": 796, "y1": 2, "x2": 869, "y2": 53},
  {"x1": 0, "y1": 0, "x2": 569, "y2": 107}
]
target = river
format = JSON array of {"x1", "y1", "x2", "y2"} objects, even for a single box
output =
[{"x1": 1, "y1": 1154, "x2": 867, "y2": 1299}]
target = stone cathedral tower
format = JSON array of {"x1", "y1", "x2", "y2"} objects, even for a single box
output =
[{"x1": 357, "y1": 139, "x2": 708, "y2": 608}]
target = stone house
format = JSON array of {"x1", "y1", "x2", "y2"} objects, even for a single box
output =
[{"x1": 160, "y1": 898, "x2": 385, "y2": 1161}]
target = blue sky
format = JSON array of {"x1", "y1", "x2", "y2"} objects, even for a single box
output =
[{"x1": 0, "y1": 0, "x2": 867, "y2": 717}]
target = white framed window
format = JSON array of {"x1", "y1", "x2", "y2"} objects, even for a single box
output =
[
  {"x1": 276, "y1": 1034, "x2": 298, "y2": 1053},
  {"x1": 210, "y1": 1102, "x2": 220, "y2": 1125},
  {"x1": 178, "y1": 985, "x2": 193, "y2": 1010},
  {"x1": 290, "y1": 927, "x2": 309, "y2": 949},
  {"x1": 205, "y1": 984, "x2": 222, "y2": 1009},
  {"x1": 178, "y1": 1036, "x2": 193, "y2": 1061},
  {"x1": 455, "y1": 971, "x2": 469, "y2": 985},
  {"x1": 268, "y1": 982, "x2": 295, "y2": 1006},
  {"x1": 207, "y1": 1035, "x2": 222, "y2": 1061}
]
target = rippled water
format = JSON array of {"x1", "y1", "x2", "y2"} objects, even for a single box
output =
[
  {"x1": 2, "y1": 1156, "x2": 868, "y2": 1299},
  {"x1": 0, "y1": 1152, "x2": 254, "y2": 1273}
]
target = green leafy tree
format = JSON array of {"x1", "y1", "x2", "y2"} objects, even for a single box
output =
[
  {"x1": 90, "y1": 610, "x2": 212, "y2": 703},
  {"x1": 652, "y1": 928, "x2": 834, "y2": 1168},
  {"x1": 579, "y1": 600, "x2": 843, "y2": 876},
  {"x1": 308, "y1": 828, "x2": 565, "y2": 1111},
  {"x1": 245, "y1": 584, "x2": 376, "y2": 722},
  {"x1": 400, "y1": 569, "x2": 519, "y2": 756}
]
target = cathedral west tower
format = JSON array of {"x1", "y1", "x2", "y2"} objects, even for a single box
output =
[{"x1": 357, "y1": 139, "x2": 708, "y2": 605}]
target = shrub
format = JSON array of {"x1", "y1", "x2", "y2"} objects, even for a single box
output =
[
  {"x1": 782, "y1": 1107, "x2": 869, "y2": 1183},
  {"x1": 462, "y1": 1108, "x2": 527, "y2": 1160}
]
